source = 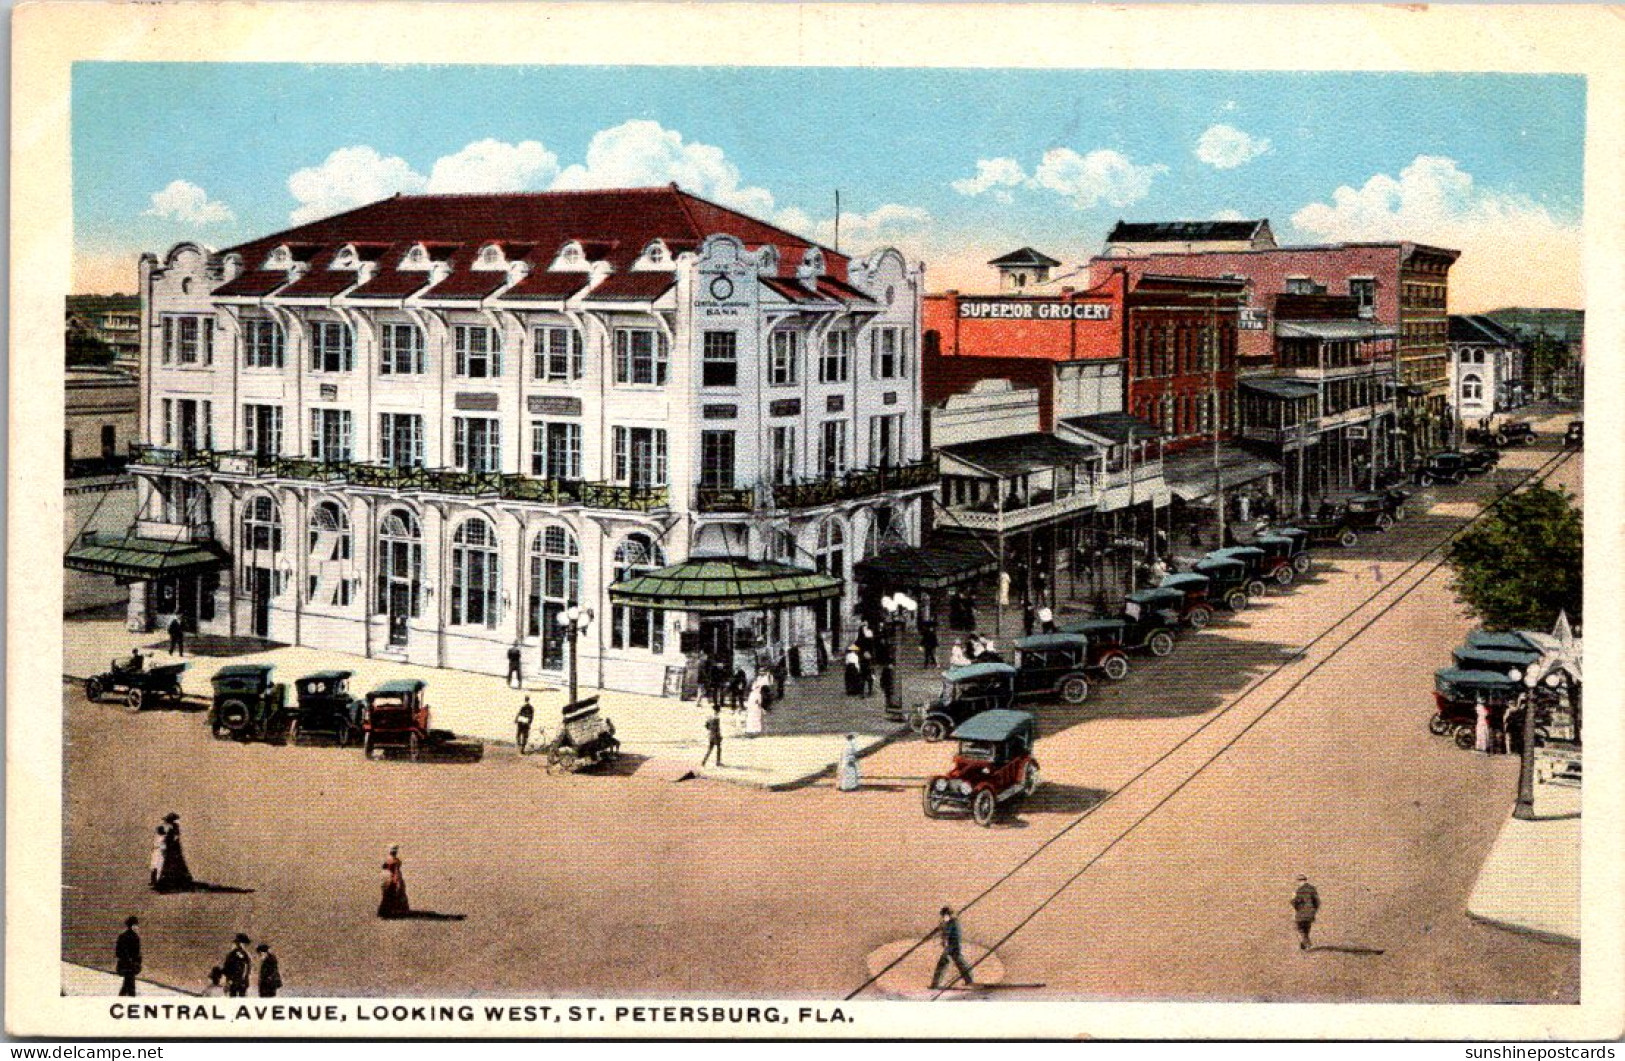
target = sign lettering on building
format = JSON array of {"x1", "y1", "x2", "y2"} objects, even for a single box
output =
[
  {"x1": 217, "y1": 454, "x2": 256, "y2": 476},
  {"x1": 455, "y1": 392, "x2": 500, "y2": 412},
  {"x1": 882, "y1": 391, "x2": 898, "y2": 406},
  {"x1": 958, "y1": 298, "x2": 1112, "y2": 322},
  {"x1": 695, "y1": 268, "x2": 752, "y2": 319},
  {"x1": 319, "y1": 383, "x2": 339, "y2": 401},
  {"x1": 703, "y1": 404, "x2": 738, "y2": 420},
  {"x1": 1239, "y1": 307, "x2": 1269, "y2": 331},
  {"x1": 769, "y1": 399, "x2": 801, "y2": 418},
  {"x1": 527, "y1": 395, "x2": 582, "y2": 417}
]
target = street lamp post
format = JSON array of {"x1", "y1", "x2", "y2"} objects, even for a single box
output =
[
  {"x1": 880, "y1": 592, "x2": 916, "y2": 719},
  {"x1": 1509, "y1": 663, "x2": 1562, "y2": 821},
  {"x1": 557, "y1": 604, "x2": 594, "y2": 709}
]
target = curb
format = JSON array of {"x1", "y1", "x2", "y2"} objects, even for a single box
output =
[{"x1": 1463, "y1": 909, "x2": 1579, "y2": 947}]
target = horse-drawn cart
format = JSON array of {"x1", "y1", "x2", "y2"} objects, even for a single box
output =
[{"x1": 543, "y1": 698, "x2": 621, "y2": 773}]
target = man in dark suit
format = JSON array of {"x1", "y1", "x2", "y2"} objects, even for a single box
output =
[
  {"x1": 700, "y1": 705, "x2": 724, "y2": 767},
  {"x1": 514, "y1": 697, "x2": 534, "y2": 754},
  {"x1": 930, "y1": 906, "x2": 976, "y2": 989},
  {"x1": 255, "y1": 943, "x2": 282, "y2": 997},
  {"x1": 114, "y1": 916, "x2": 142, "y2": 996},
  {"x1": 222, "y1": 933, "x2": 253, "y2": 997},
  {"x1": 1292, "y1": 875, "x2": 1321, "y2": 950},
  {"x1": 167, "y1": 616, "x2": 185, "y2": 656}
]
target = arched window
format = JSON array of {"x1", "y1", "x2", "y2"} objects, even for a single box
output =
[
  {"x1": 1462, "y1": 374, "x2": 1483, "y2": 401},
  {"x1": 242, "y1": 494, "x2": 282, "y2": 553},
  {"x1": 611, "y1": 533, "x2": 666, "y2": 651},
  {"x1": 376, "y1": 508, "x2": 423, "y2": 626},
  {"x1": 528, "y1": 525, "x2": 581, "y2": 640},
  {"x1": 307, "y1": 499, "x2": 354, "y2": 605},
  {"x1": 451, "y1": 517, "x2": 500, "y2": 628}
]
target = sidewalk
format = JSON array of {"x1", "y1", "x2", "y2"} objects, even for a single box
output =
[
  {"x1": 61, "y1": 961, "x2": 192, "y2": 997},
  {"x1": 63, "y1": 617, "x2": 902, "y2": 790},
  {"x1": 1465, "y1": 769, "x2": 1580, "y2": 945}
]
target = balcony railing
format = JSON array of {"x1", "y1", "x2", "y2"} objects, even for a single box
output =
[
  {"x1": 946, "y1": 487, "x2": 1097, "y2": 533},
  {"x1": 694, "y1": 485, "x2": 756, "y2": 513},
  {"x1": 65, "y1": 455, "x2": 130, "y2": 479},
  {"x1": 128, "y1": 443, "x2": 214, "y2": 469},
  {"x1": 769, "y1": 459, "x2": 939, "y2": 511}
]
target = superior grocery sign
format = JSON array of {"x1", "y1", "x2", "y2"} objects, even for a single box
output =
[{"x1": 959, "y1": 298, "x2": 1113, "y2": 321}]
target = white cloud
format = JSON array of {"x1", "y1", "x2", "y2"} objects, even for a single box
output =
[
  {"x1": 143, "y1": 180, "x2": 235, "y2": 225},
  {"x1": 951, "y1": 157, "x2": 1028, "y2": 202},
  {"x1": 814, "y1": 203, "x2": 933, "y2": 251},
  {"x1": 1030, "y1": 148, "x2": 1167, "y2": 210},
  {"x1": 553, "y1": 119, "x2": 776, "y2": 216},
  {"x1": 288, "y1": 146, "x2": 427, "y2": 224},
  {"x1": 1194, "y1": 124, "x2": 1271, "y2": 169},
  {"x1": 1291, "y1": 155, "x2": 1582, "y2": 310},
  {"x1": 427, "y1": 139, "x2": 559, "y2": 193}
]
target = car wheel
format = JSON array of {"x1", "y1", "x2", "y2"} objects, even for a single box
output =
[
  {"x1": 85, "y1": 677, "x2": 104, "y2": 703},
  {"x1": 1339, "y1": 530, "x2": 1359, "y2": 549},
  {"x1": 1428, "y1": 713, "x2": 1451, "y2": 736},
  {"x1": 1376, "y1": 513, "x2": 1395, "y2": 532},
  {"x1": 1293, "y1": 555, "x2": 1311, "y2": 574},
  {"x1": 920, "y1": 717, "x2": 948, "y2": 743},
  {"x1": 1274, "y1": 566, "x2": 1295, "y2": 587},
  {"x1": 971, "y1": 788, "x2": 997, "y2": 827},
  {"x1": 1021, "y1": 762, "x2": 1040, "y2": 797},
  {"x1": 1227, "y1": 589, "x2": 1248, "y2": 612},
  {"x1": 1149, "y1": 631, "x2": 1176, "y2": 657},
  {"x1": 1188, "y1": 606, "x2": 1211, "y2": 631},
  {"x1": 218, "y1": 699, "x2": 251, "y2": 737},
  {"x1": 1495, "y1": 432, "x2": 1509, "y2": 446},
  {"x1": 1419, "y1": 473, "x2": 1435, "y2": 487},
  {"x1": 407, "y1": 732, "x2": 421, "y2": 762},
  {"x1": 1060, "y1": 676, "x2": 1091, "y2": 704},
  {"x1": 1102, "y1": 654, "x2": 1130, "y2": 682},
  {"x1": 1454, "y1": 726, "x2": 1477, "y2": 750},
  {"x1": 921, "y1": 785, "x2": 941, "y2": 819},
  {"x1": 1246, "y1": 579, "x2": 1267, "y2": 599},
  {"x1": 125, "y1": 688, "x2": 144, "y2": 714}
]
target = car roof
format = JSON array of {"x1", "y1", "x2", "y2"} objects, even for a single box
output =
[
  {"x1": 951, "y1": 708, "x2": 1036, "y2": 742},
  {"x1": 1432, "y1": 451, "x2": 1465, "y2": 460},
  {"x1": 1434, "y1": 666, "x2": 1520, "y2": 688},
  {"x1": 1015, "y1": 632, "x2": 1090, "y2": 651},
  {"x1": 945, "y1": 661, "x2": 1016, "y2": 681},
  {"x1": 370, "y1": 679, "x2": 427, "y2": 695},
  {"x1": 1348, "y1": 493, "x2": 1383, "y2": 503},
  {"x1": 1209, "y1": 546, "x2": 1264, "y2": 560},
  {"x1": 1466, "y1": 630, "x2": 1538, "y2": 651},
  {"x1": 1194, "y1": 556, "x2": 1245, "y2": 572},
  {"x1": 299, "y1": 670, "x2": 353, "y2": 682},
  {"x1": 214, "y1": 664, "x2": 274, "y2": 679},
  {"x1": 1255, "y1": 534, "x2": 1294, "y2": 546},
  {"x1": 1453, "y1": 646, "x2": 1540, "y2": 665},
  {"x1": 1063, "y1": 617, "x2": 1125, "y2": 633},
  {"x1": 1159, "y1": 572, "x2": 1210, "y2": 588}
]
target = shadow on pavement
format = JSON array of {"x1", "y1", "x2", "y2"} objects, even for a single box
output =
[
  {"x1": 1023, "y1": 782, "x2": 1112, "y2": 816},
  {"x1": 381, "y1": 910, "x2": 467, "y2": 922},
  {"x1": 1310, "y1": 943, "x2": 1386, "y2": 956}
]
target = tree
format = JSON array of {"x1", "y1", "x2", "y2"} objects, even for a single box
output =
[{"x1": 1447, "y1": 483, "x2": 1581, "y2": 631}]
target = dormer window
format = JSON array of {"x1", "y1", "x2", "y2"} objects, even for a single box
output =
[
  {"x1": 264, "y1": 245, "x2": 295, "y2": 271},
  {"x1": 553, "y1": 242, "x2": 588, "y2": 271},
  {"x1": 401, "y1": 244, "x2": 433, "y2": 271},
  {"x1": 475, "y1": 243, "x2": 507, "y2": 271},
  {"x1": 331, "y1": 245, "x2": 359, "y2": 270},
  {"x1": 757, "y1": 246, "x2": 780, "y2": 276}
]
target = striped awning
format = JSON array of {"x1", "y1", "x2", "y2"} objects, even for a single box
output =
[
  {"x1": 64, "y1": 534, "x2": 228, "y2": 583},
  {"x1": 608, "y1": 557, "x2": 842, "y2": 613}
]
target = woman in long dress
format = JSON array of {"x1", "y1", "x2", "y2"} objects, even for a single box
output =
[
  {"x1": 837, "y1": 734, "x2": 861, "y2": 792},
  {"x1": 1474, "y1": 697, "x2": 1493, "y2": 754},
  {"x1": 153, "y1": 813, "x2": 192, "y2": 892},
  {"x1": 378, "y1": 844, "x2": 411, "y2": 918},
  {"x1": 843, "y1": 646, "x2": 864, "y2": 696},
  {"x1": 743, "y1": 675, "x2": 768, "y2": 736}
]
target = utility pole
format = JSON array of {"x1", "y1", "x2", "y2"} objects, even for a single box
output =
[{"x1": 1210, "y1": 294, "x2": 1227, "y2": 547}]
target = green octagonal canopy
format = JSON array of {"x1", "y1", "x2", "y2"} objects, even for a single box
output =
[{"x1": 608, "y1": 556, "x2": 842, "y2": 613}]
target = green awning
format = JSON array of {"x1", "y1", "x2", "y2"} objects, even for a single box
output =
[
  {"x1": 64, "y1": 534, "x2": 228, "y2": 583},
  {"x1": 608, "y1": 557, "x2": 842, "y2": 613}
]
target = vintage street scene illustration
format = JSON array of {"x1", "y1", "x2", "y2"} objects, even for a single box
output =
[{"x1": 53, "y1": 54, "x2": 1588, "y2": 1017}]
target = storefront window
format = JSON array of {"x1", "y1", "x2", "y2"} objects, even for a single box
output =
[{"x1": 611, "y1": 534, "x2": 666, "y2": 651}]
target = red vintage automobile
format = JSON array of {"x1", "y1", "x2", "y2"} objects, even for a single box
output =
[
  {"x1": 921, "y1": 709, "x2": 1041, "y2": 827},
  {"x1": 362, "y1": 679, "x2": 437, "y2": 760}
]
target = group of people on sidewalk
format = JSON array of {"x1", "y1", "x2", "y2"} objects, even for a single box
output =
[{"x1": 113, "y1": 919, "x2": 280, "y2": 998}]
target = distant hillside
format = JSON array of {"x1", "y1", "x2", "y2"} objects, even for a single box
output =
[{"x1": 1483, "y1": 307, "x2": 1584, "y2": 341}]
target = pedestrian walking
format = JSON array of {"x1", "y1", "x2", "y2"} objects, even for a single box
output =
[
  {"x1": 701, "y1": 705, "x2": 725, "y2": 766},
  {"x1": 1474, "y1": 695, "x2": 1493, "y2": 754},
  {"x1": 255, "y1": 943, "x2": 281, "y2": 997},
  {"x1": 729, "y1": 668, "x2": 748, "y2": 712},
  {"x1": 879, "y1": 659, "x2": 897, "y2": 706},
  {"x1": 222, "y1": 934, "x2": 253, "y2": 997},
  {"x1": 1292, "y1": 876, "x2": 1320, "y2": 950},
  {"x1": 114, "y1": 916, "x2": 142, "y2": 997},
  {"x1": 837, "y1": 734, "x2": 861, "y2": 792},
  {"x1": 506, "y1": 643, "x2": 523, "y2": 689},
  {"x1": 859, "y1": 648, "x2": 875, "y2": 696},
  {"x1": 843, "y1": 645, "x2": 864, "y2": 696},
  {"x1": 151, "y1": 812, "x2": 192, "y2": 892},
  {"x1": 1037, "y1": 602, "x2": 1056, "y2": 634},
  {"x1": 167, "y1": 616, "x2": 185, "y2": 656},
  {"x1": 201, "y1": 967, "x2": 226, "y2": 997},
  {"x1": 514, "y1": 697, "x2": 534, "y2": 754},
  {"x1": 1021, "y1": 599, "x2": 1036, "y2": 637},
  {"x1": 744, "y1": 674, "x2": 768, "y2": 737},
  {"x1": 930, "y1": 906, "x2": 976, "y2": 989},
  {"x1": 378, "y1": 844, "x2": 411, "y2": 919},
  {"x1": 919, "y1": 619, "x2": 939, "y2": 669}
]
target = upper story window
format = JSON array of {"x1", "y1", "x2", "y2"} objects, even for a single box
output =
[
  {"x1": 533, "y1": 326, "x2": 583, "y2": 382},
  {"x1": 161, "y1": 314, "x2": 214, "y2": 367},
  {"x1": 821, "y1": 331, "x2": 851, "y2": 384},
  {"x1": 379, "y1": 323, "x2": 426, "y2": 375},
  {"x1": 614, "y1": 327, "x2": 669, "y2": 386},
  {"x1": 242, "y1": 319, "x2": 284, "y2": 368},
  {"x1": 454, "y1": 325, "x2": 503, "y2": 379},
  {"x1": 769, "y1": 331, "x2": 800, "y2": 386},
  {"x1": 1285, "y1": 276, "x2": 1317, "y2": 296},
  {"x1": 1349, "y1": 278, "x2": 1377, "y2": 315},
  {"x1": 871, "y1": 326, "x2": 908, "y2": 380},
  {"x1": 309, "y1": 321, "x2": 354, "y2": 372},
  {"x1": 378, "y1": 412, "x2": 425, "y2": 469},
  {"x1": 702, "y1": 331, "x2": 738, "y2": 388},
  {"x1": 309, "y1": 408, "x2": 354, "y2": 463},
  {"x1": 242, "y1": 494, "x2": 283, "y2": 553},
  {"x1": 453, "y1": 416, "x2": 502, "y2": 474}
]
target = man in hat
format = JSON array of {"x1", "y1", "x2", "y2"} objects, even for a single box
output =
[
  {"x1": 700, "y1": 704, "x2": 724, "y2": 767},
  {"x1": 222, "y1": 934, "x2": 253, "y2": 997},
  {"x1": 1292, "y1": 876, "x2": 1321, "y2": 951},
  {"x1": 930, "y1": 906, "x2": 976, "y2": 990},
  {"x1": 506, "y1": 643, "x2": 523, "y2": 688},
  {"x1": 255, "y1": 943, "x2": 282, "y2": 997},
  {"x1": 514, "y1": 696, "x2": 534, "y2": 754},
  {"x1": 167, "y1": 615, "x2": 185, "y2": 656},
  {"x1": 114, "y1": 916, "x2": 142, "y2": 996}
]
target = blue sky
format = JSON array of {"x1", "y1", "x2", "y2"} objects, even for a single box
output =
[{"x1": 72, "y1": 64, "x2": 1586, "y2": 308}]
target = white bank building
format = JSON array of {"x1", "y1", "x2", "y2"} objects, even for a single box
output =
[{"x1": 99, "y1": 187, "x2": 931, "y2": 696}]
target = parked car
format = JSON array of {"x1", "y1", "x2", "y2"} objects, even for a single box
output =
[
  {"x1": 1206, "y1": 546, "x2": 1270, "y2": 597},
  {"x1": 1157, "y1": 572, "x2": 1218, "y2": 628},
  {"x1": 1466, "y1": 420, "x2": 1536, "y2": 447},
  {"x1": 1253, "y1": 534, "x2": 1304, "y2": 586},
  {"x1": 1415, "y1": 452, "x2": 1470, "y2": 486},
  {"x1": 1450, "y1": 645, "x2": 1542, "y2": 678},
  {"x1": 1463, "y1": 446, "x2": 1501, "y2": 475},
  {"x1": 85, "y1": 653, "x2": 187, "y2": 713},
  {"x1": 1190, "y1": 556, "x2": 1253, "y2": 612},
  {"x1": 209, "y1": 663, "x2": 290, "y2": 742},
  {"x1": 1270, "y1": 527, "x2": 1314, "y2": 573},
  {"x1": 1465, "y1": 629, "x2": 1540, "y2": 652},
  {"x1": 1063, "y1": 609, "x2": 1178, "y2": 659},
  {"x1": 1126, "y1": 585, "x2": 1209, "y2": 632},
  {"x1": 1011, "y1": 633, "x2": 1097, "y2": 702},
  {"x1": 1432, "y1": 666, "x2": 1538, "y2": 749},
  {"x1": 1564, "y1": 421, "x2": 1583, "y2": 449},
  {"x1": 541, "y1": 698, "x2": 620, "y2": 773},
  {"x1": 362, "y1": 679, "x2": 448, "y2": 760},
  {"x1": 921, "y1": 709, "x2": 1040, "y2": 827},
  {"x1": 912, "y1": 662, "x2": 1016, "y2": 743},
  {"x1": 1343, "y1": 493, "x2": 1399, "y2": 533},
  {"x1": 1294, "y1": 505, "x2": 1361, "y2": 549},
  {"x1": 290, "y1": 670, "x2": 363, "y2": 746}
]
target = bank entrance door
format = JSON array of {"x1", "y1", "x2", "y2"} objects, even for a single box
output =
[
  {"x1": 249, "y1": 568, "x2": 273, "y2": 639},
  {"x1": 700, "y1": 617, "x2": 735, "y2": 671},
  {"x1": 386, "y1": 583, "x2": 411, "y2": 647}
]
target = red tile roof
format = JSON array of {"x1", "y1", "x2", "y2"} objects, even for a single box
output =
[
  {"x1": 214, "y1": 270, "x2": 293, "y2": 298},
  {"x1": 815, "y1": 276, "x2": 878, "y2": 304},
  {"x1": 759, "y1": 276, "x2": 823, "y2": 303},
  {"x1": 347, "y1": 269, "x2": 434, "y2": 300},
  {"x1": 421, "y1": 269, "x2": 511, "y2": 301},
  {"x1": 278, "y1": 268, "x2": 363, "y2": 299},
  {"x1": 218, "y1": 186, "x2": 848, "y2": 294},
  {"x1": 501, "y1": 271, "x2": 590, "y2": 302},
  {"x1": 582, "y1": 272, "x2": 676, "y2": 302}
]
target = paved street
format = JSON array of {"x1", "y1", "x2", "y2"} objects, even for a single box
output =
[{"x1": 62, "y1": 412, "x2": 1580, "y2": 1002}]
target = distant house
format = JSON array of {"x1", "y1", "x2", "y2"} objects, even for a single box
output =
[
  {"x1": 67, "y1": 294, "x2": 142, "y2": 366},
  {"x1": 988, "y1": 247, "x2": 1062, "y2": 293},
  {"x1": 1448, "y1": 314, "x2": 1527, "y2": 421},
  {"x1": 1101, "y1": 219, "x2": 1277, "y2": 257}
]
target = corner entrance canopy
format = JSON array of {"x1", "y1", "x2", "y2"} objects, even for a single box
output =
[
  {"x1": 64, "y1": 533, "x2": 228, "y2": 584},
  {"x1": 1162, "y1": 446, "x2": 1283, "y2": 503},
  {"x1": 854, "y1": 539, "x2": 998, "y2": 591},
  {"x1": 608, "y1": 557, "x2": 842, "y2": 613}
]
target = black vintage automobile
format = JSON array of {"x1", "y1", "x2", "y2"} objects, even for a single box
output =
[
  {"x1": 1206, "y1": 547, "x2": 1270, "y2": 597},
  {"x1": 913, "y1": 662, "x2": 1017, "y2": 743},
  {"x1": 1463, "y1": 446, "x2": 1501, "y2": 475},
  {"x1": 1294, "y1": 504, "x2": 1361, "y2": 549},
  {"x1": 1254, "y1": 534, "x2": 1304, "y2": 586},
  {"x1": 209, "y1": 663, "x2": 291, "y2": 741},
  {"x1": 1126, "y1": 585, "x2": 1208, "y2": 631},
  {"x1": 1415, "y1": 452, "x2": 1470, "y2": 486},
  {"x1": 1466, "y1": 420, "x2": 1536, "y2": 447},
  {"x1": 1158, "y1": 572, "x2": 1218, "y2": 628},
  {"x1": 1012, "y1": 633, "x2": 1096, "y2": 702},
  {"x1": 1189, "y1": 556, "x2": 1253, "y2": 612},
  {"x1": 290, "y1": 670, "x2": 363, "y2": 745},
  {"x1": 1270, "y1": 527, "x2": 1314, "y2": 573},
  {"x1": 1064, "y1": 609, "x2": 1178, "y2": 660},
  {"x1": 1564, "y1": 421, "x2": 1583, "y2": 449},
  {"x1": 85, "y1": 652, "x2": 188, "y2": 713},
  {"x1": 1343, "y1": 493, "x2": 1400, "y2": 532}
]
